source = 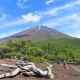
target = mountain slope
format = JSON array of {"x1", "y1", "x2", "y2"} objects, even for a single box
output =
[{"x1": 0, "y1": 26, "x2": 69, "y2": 44}]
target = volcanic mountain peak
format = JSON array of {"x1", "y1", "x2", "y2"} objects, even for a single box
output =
[
  {"x1": 0, "y1": 26, "x2": 69, "y2": 44},
  {"x1": 27, "y1": 25, "x2": 42, "y2": 33}
]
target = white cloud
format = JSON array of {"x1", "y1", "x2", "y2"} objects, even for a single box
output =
[
  {"x1": 16, "y1": 0, "x2": 28, "y2": 9},
  {"x1": 0, "y1": 14, "x2": 9, "y2": 21},
  {"x1": 43, "y1": 13, "x2": 80, "y2": 28},
  {"x1": 22, "y1": 13, "x2": 41, "y2": 23},
  {"x1": 0, "y1": 13, "x2": 41, "y2": 28},
  {"x1": 43, "y1": 0, "x2": 80, "y2": 16},
  {"x1": 45, "y1": 0, "x2": 54, "y2": 5}
]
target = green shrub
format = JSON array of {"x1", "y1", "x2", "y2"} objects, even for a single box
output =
[{"x1": 27, "y1": 56, "x2": 46, "y2": 63}]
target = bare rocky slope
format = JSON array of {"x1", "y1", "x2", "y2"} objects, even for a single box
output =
[{"x1": 0, "y1": 26, "x2": 69, "y2": 44}]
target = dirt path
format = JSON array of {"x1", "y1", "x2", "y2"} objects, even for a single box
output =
[{"x1": 71, "y1": 65, "x2": 80, "y2": 72}]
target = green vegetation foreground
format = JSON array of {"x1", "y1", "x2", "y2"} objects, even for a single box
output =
[{"x1": 0, "y1": 37, "x2": 80, "y2": 63}]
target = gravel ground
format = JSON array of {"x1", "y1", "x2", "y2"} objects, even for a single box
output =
[{"x1": 0, "y1": 59, "x2": 80, "y2": 80}]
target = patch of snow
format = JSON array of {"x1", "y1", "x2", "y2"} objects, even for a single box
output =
[
  {"x1": 38, "y1": 26, "x2": 41, "y2": 31},
  {"x1": 36, "y1": 26, "x2": 41, "y2": 32}
]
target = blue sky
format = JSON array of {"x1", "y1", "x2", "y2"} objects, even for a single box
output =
[{"x1": 0, "y1": 0, "x2": 80, "y2": 38}]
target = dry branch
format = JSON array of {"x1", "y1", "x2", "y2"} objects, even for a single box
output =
[
  {"x1": 0, "y1": 68, "x2": 21, "y2": 78},
  {"x1": 0, "y1": 60, "x2": 54, "y2": 79}
]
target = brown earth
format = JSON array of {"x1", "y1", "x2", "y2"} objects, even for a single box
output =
[{"x1": 0, "y1": 59, "x2": 80, "y2": 80}]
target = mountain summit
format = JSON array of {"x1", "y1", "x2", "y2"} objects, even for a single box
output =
[{"x1": 0, "y1": 26, "x2": 69, "y2": 43}]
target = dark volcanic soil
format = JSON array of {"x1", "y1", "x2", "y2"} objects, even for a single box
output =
[{"x1": 0, "y1": 59, "x2": 80, "y2": 80}]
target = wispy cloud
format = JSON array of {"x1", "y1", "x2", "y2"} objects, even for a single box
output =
[
  {"x1": 34, "y1": 0, "x2": 80, "y2": 31},
  {"x1": 45, "y1": 0, "x2": 54, "y2": 5},
  {"x1": 16, "y1": 0, "x2": 28, "y2": 9},
  {"x1": 0, "y1": 13, "x2": 41, "y2": 28},
  {"x1": 41, "y1": 0, "x2": 80, "y2": 38},
  {"x1": 0, "y1": 14, "x2": 9, "y2": 22},
  {"x1": 43, "y1": 13, "x2": 80, "y2": 28},
  {"x1": 43, "y1": 0, "x2": 80, "y2": 16}
]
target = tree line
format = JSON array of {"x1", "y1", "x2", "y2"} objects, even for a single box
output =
[{"x1": 0, "y1": 38, "x2": 80, "y2": 63}]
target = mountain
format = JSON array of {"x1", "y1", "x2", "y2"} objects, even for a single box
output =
[{"x1": 0, "y1": 26, "x2": 69, "y2": 44}]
